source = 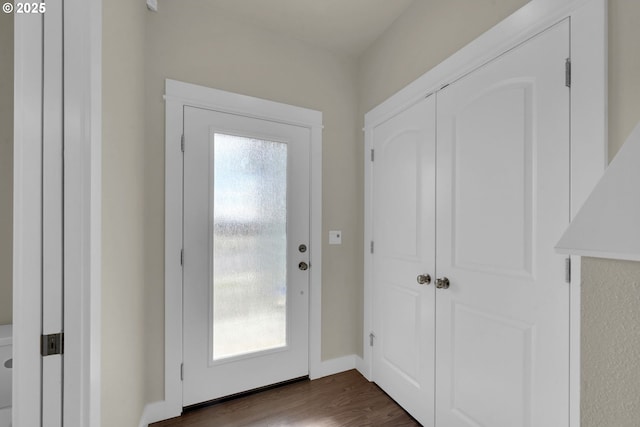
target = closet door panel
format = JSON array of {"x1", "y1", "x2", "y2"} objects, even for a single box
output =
[
  {"x1": 435, "y1": 20, "x2": 570, "y2": 427},
  {"x1": 371, "y1": 96, "x2": 436, "y2": 427}
]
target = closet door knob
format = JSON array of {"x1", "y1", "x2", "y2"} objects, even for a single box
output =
[
  {"x1": 417, "y1": 274, "x2": 431, "y2": 285},
  {"x1": 436, "y1": 277, "x2": 450, "y2": 289}
]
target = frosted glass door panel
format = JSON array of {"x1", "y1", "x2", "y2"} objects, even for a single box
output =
[{"x1": 212, "y1": 134, "x2": 288, "y2": 360}]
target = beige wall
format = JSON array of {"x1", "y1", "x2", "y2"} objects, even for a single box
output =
[
  {"x1": 358, "y1": 0, "x2": 528, "y2": 115},
  {"x1": 581, "y1": 2, "x2": 640, "y2": 426},
  {"x1": 0, "y1": 12, "x2": 13, "y2": 326},
  {"x1": 102, "y1": 0, "x2": 148, "y2": 425},
  {"x1": 582, "y1": 257, "x2": 640, "y2": 426},
  {"x1": 358, "y1": 1, "x2": 640, "y2": 426},
  {"x1": 144, "y1": 0, "x2": 361, "y2": 402}
]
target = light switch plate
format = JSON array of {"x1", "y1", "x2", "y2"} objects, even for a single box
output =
[{"x1": 329, "y1": 230, "x2": 342, "y2": 245}]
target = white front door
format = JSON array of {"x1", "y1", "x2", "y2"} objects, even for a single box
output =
[
  {"x1": 182, "y1": 106, "x2": 311, "y2": 406},
  {"x1": 371, "y1": 96, "x2": 436, "y2": 426},
  {"x1": 435, "y1": 20, "x2": 570, "y2": 427}
]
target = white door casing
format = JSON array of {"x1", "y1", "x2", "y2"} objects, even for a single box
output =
[
  {"x1": 14, "y1": 0, "x2": 102, "y2": 425},
  {"x1": 13, "y1": 11, "x2": 45, "y2": 427},
  {"x1": 42, "y1": 1, "x2": 64, "y2": 425},
  {"x1": 182, "y1": 106, "x2": 311, "y2": 405},
  {"x1": 371, "y1": 96, "x2": 436, "y2": 426},
  {"x1": 435, "y1": 20, "x2": 570, "y2": 427},
  {"x1": 14, "y1": 3, "x2": 66, "y2": 425},
  {"x1": 164, "y1": 80, "x2": 322, "y2": 417}
]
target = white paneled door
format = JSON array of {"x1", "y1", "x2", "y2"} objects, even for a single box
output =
[
  {"x1": 182, "y1": 106, "x2": 311, "y2": 406},
  {"x1": 435, "y1": 20, "x2": 570, "y2": 427},
  {"x1": 371, "y1": 96, "x2": 436, "y2": 426},
  {"x1": 371, "y1": 20, "x2": 570, "y2": 427}
]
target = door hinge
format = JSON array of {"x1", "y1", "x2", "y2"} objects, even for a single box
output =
[
  {"x1": 565, "y1": 257, "x2": 572, "y2": 283},
  {"x1": 181, "y1": 134, "x2": 185, "y2": 152},
  {"x1": 369, "y1": 332, "x2": 375, "y2": 347},
  {"x1": 41, "y1": 333, "x2": 64, "y2": 356},
  {"x1": 370, "y1": 149, "x2": 375, "y2": 162},
  {"x1": 370, "y1": 241, "x2": 374, "y2": 254},
  {"x1": 565, "y1": 58, "x2": 571, "y2": 88},
  {"x1": 180, "y1": 363, "x2": 184, "y2": 381},
  {"x1": 180, "y1": 248, "x2": 184, "y2": 266}
]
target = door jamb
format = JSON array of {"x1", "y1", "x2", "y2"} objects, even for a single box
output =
[
  {"x1": 62, "y1": 0, "x2": 103, "y2": 425},
  {"x1": 163, "y1": 79, "x2": 323, "y2": 419},
  {"x1": 13, "y1": 0, "x2": 102, "y2": 425},
  {"x1": 13, "y1": 12, "x2": 45, "y2": 427},
  {"x1": 363, "y1": 2, "x2": 606, "y2": 427}
]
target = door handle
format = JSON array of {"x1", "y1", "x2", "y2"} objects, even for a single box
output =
[
  {"x1": 298, "y1": 262, "x2": 309, "y2": 271},
  {"x1": 416, "y1": 274, "x2": 431, "y2": 285},
  {"x1": 436, "y1": 277, "x2": 450, "y2": 289}
]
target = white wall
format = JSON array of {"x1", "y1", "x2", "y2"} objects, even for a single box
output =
[
  {"x1": 143, "y1": 0, "x2": 361, "y2": 403},
  {"x1": 0, "y1": 11, "x2": 13, "y2": 325},
  {"x1": 102, "y1": 0, "x2": 148, "y2": 425}
]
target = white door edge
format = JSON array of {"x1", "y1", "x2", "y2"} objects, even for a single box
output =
[
  {"x1": 164, "y1": 80, "x2": 322, "y2": 417},
  {"x1": 13, "y1": 12, "x2": 44, "y2": 427},
  {"x1": 42, "y1": 2, "x2": 64, "y2": 424},
  {"x1": 363, "y1": 2, "x2": 606, "y2": 427},
  {"x1": 13, "y1": 1, "x2": 103, "y2": 425}
]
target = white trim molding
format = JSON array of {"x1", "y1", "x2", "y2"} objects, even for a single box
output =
[
  {"x1": 158, "y1": 79, "x2": 323, "y2": 424},
  {"x1": 14, "y1": 1, "x2": 102, "y2": 424},
  {"x1": 309, "y1": 355, "x2": 358, "y2": 380},
  {"x1": 363, "y1": 2, "x2": 607, "y2": 427},
  {"x1": 13, "y1": 12, "x2": 44, "y2": 427},
  {"x1": 140, "y1": 353, "x2": 362, "y2": 426},
  {"x1": 62, "y1": 0, "x2": 103, "y2": 425}
]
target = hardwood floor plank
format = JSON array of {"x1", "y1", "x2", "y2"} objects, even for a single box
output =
[{"x1": 151, "y1": 370, "x2": 421, "y2": 427}]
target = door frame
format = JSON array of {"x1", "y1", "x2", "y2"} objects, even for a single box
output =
[
  {"x1": 13, "y1": 11, "x2": 45, "y2": 427},
  {"x1": 13, "y1": 1, "x2": 102, "y2": 426},
  {"x1": 163, "y1": 79, "x2": 323, "y2": 419},
  {"x1": 363, "y1": 1, "x2": 607, "y2": 426}
]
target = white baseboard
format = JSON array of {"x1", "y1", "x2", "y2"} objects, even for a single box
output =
[
  {"x1": 138, "y1": 400, "x2": 181, "y2": 427},
  {"x1": 140, "y1": 354, "x2": 364, "y2": 426},
  {"x1": 355, "y1": 355, "x2": 369, "y2": 380},
  {"x1": 309, "y1": 354, "x2": 358, "y2": 380}
]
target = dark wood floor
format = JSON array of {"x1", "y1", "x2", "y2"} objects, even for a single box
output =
[{"x1": 152, "y1": 370, "x2": 420, "y2": 427}]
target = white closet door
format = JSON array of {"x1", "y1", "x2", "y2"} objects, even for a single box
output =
[
  {"x1": 371, "y1": 96, "x2": 436, "y2": 426},
  {"x1": 435, "y1": 20, "x2": 570, "y2": 427}
]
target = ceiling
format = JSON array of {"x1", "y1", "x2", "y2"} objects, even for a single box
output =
[{"x1": 203, "y1": 0, "x2": 416, "y2": 56}]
